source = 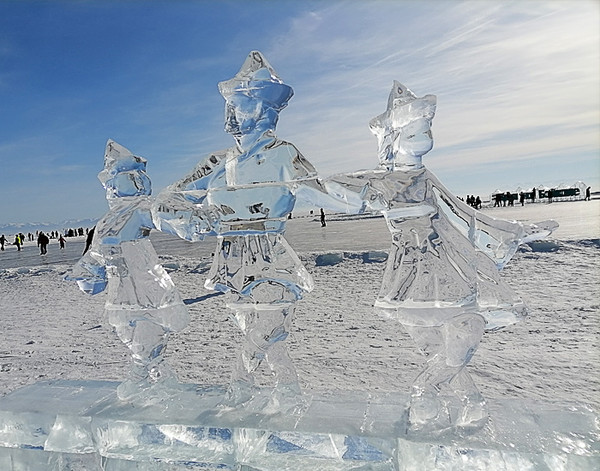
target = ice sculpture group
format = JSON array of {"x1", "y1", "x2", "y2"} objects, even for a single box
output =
[{"x1": 70, "y1": 51, "x2": 557, "y2": 435}]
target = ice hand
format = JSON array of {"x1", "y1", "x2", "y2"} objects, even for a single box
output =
[
  {"x1": 152, "y1": 190, "x2": 222, "y2": 241},
  {"x1": 65, "y1": 253, "x2": 107, "y2": 295}
]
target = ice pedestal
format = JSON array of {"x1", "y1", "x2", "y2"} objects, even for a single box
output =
[{"x1": 0, "y1": 380, "x2": 597, "y2": 470}]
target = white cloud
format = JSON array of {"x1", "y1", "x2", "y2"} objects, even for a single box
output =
[{"x1": 261, "y1": 0, "x2": 599, "y2": 190}]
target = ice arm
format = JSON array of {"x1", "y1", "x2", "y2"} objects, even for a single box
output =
[
  {"x1": 522, "y1": 220, "x2": 559, "y2": 243},
  {"x1": 294, "y1": 177, "x2": 370, "y2": 214},
  {"x1": 65, "y1": 250, "x2": 107, "y2": 295},
  {"x1": 295, "y1": 170, "x2": 396, "y2": 215},
  {"x1": 152, "y1": 187, "x2": 222, "y2": 241},
  {"x1": 430, "y1": 175, "x2": 558, "y2": 267},
  {"x1": 467, "y1": 209, "x2": 557, "y2": 265},
  {"x1": 328, "y1": 169, "x2": 410, "y2": 214}
]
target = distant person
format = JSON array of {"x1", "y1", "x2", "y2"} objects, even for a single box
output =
[
  {"x1": 493, "y1": 193, "x2": 501, "y2": 207},
  {"x1": 585, "y1": 186, "x2": 591, "y2": 201},
  {"x1": 82, "y1": 226, "x2": 95, "y2": 255},
  {"x1": 320, "y1": 208, "x2": 326, "y2": 227},
  {"x1": 37, "y1": 231, "x2": 49, "y2": 255},
  {"x1": 58, "y1": 235, "x2": 66, "y2": 249},
  {"x1": 13, "y1": 235, "x2": 21, "y2": 251},
  {"x1": 531, "y1": 187, "x2": 536, "y2": 203},
  {"x1": 475, "y1": 195, "x2": 482, "y2": 209},
  {"x1": 548, "y1": 189, "x2": 553, "y2": 203},
  {"x1": 519, "y1": 192, "x2": 525, "y2": 206},
  {"x1": 0, "y1": 234, "x2": 6, "y2": 251}
]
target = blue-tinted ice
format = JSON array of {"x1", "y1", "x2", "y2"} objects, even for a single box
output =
[
  {"x1": 67, "y1": 140, "x2": 189, "y2": 400},
  {"x1": 153, "y1": 51, "x2": 326, "y2": 411},
  {"x1": 1, "y1": 51, "x2": 595, "y2": 471}
]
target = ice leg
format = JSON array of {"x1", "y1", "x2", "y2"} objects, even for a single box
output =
[
  {"x1": 403, "y1": 313, "x2": 486, "y2": 430},
  {"x1": 111, "y1": 316, "x2": 173, "y2": 400},
  {"x1": 226, "y1": 303, "x2": 301, "y2": 410}
]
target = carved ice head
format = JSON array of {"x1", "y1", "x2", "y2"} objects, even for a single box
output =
[
  {"x1": 218, "y1": 51, "x2": 293, "y2": 139},
  {"x1": 370, "y1": 81, "x2": 436, "y2": 170},
  {"x1": 98, "y1": 139, "x2": 151, "y2": 199}
]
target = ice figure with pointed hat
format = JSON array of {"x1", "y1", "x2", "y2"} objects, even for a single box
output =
[
  {"x1": 153, "y1": 51, "x2": 327, "y2": 411},
  {"x1": 326, "y1": 81, "x2": 557, "y2": 434},
  {"x1": 68, "y1": 140, "x2": 190, "y2": 401}
]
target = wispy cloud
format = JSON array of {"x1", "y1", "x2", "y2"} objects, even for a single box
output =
[
  {"x1": 265, "y1": 0, "x2": 599, "y2": 195},
  {"x1": 0, "y1": 0, "x2": 597, "y2": 223}
]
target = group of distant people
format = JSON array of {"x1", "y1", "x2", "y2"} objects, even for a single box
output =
[
  {"x1": 491, "y1": 186, "x2": 592, "y2": 208},
  {"x1": 465, "y1": 195, "x2": 482, "y2": 209},
  {"x1": 493, "y1": 191, "x2": 518, "y2": 207},
  {"x1": 0, "y1": 233, "x2": 28, "y2": 252},
  {"x1": 0, "y1": 227, "x2": 94, "y2": 255}
]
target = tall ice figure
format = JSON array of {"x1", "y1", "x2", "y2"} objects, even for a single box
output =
[
  {"x1": 153, "y1": 51, "x2": 325, "y2": 410},
  {"x1": 327, "y1": 82, "x2": 557, "y2": 433}
]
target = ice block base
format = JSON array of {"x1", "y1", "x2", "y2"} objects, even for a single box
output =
[{"x1": 0, "y1": 380, "x2": 597, "y2": 470}]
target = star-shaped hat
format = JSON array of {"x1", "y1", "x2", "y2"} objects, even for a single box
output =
[{"x1": 218, "y1": 51, "x2": 293, "y2": 111}]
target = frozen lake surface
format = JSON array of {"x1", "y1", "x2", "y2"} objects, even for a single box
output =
[{"x1": 0, "y1": 199, "x2": 598, "y2": 412}]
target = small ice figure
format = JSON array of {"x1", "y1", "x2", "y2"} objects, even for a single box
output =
[
  {"x1": 327, "y1": 82, "x2": 557, "y2": 433},
  {"x1": 153, "y1": 51, "x2": 325, "y2": 410},
  {"x1": 68, "y1": 140, "x2": 190, "y2": 401}
]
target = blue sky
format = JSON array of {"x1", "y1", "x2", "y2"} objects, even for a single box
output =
[{"x1": 1, "y1": 0, "x2": 598, "y2": 224}]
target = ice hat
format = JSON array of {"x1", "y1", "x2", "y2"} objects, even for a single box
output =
[
  {"x1": 98, "y1": 140, "x2": 151, "y2": 196},
  {"x1": 99, "y1": 140, "x2": 147, "y2": 179},
  {"x1": 218, "y1": 51, "x2": 293, "y2": 111},
  {"x1": 370, "y1": 81, "x2": 436, "y2": 133}
]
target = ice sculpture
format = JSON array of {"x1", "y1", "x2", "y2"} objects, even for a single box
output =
[
  {"x1": 327, "y1": 81, "x2": 557, "y2": 434},
  {"x1": 67, "y1": 140, "x2": 190, "y2": 400},
  {"x1": 153, "y1": 51, "x2": 326, "y2": 410}
]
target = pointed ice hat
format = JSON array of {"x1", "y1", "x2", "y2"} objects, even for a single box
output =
[
  {"x1": 100, "y1": 140, "x2": 147, "y2": 175},
  {"x1": 98, "y1": 139, "x2": 150, "y2": 193},
  {"x1": 218, "y1": 51, "x2": 293, "y2": 111},
  {"x1": 370, "y1": 81, "x2": 436, "y2": 132}
]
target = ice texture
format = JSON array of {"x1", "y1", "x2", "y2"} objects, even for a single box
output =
[
  {"x1": 0, "y1": 380, "x2": 597, "y2": 470},
  {"x1": 67, "y1": 140, "x2": 189, "y2": 400},
  {"x1": 152, "y1": 51, "x2": 326, "y2": 410},
  {"x1": 326, "y1": 81, "x2": 558, "y2": 434}
]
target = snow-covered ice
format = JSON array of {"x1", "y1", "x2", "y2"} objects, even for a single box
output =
[
  {"x1": 0, "y1": 200, "x2": 598, "y2": 406},
  {"x1": 0, "y1": 199, "x2": 598, "y2": 470}
]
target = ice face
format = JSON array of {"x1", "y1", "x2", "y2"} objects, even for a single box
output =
[
  {"x1": 218, "y1": 52, "x2": 293, "y2": 151},
  {"x1": 369, "y1": 81, "x2": 436, "y2": 170},
  {"x1": 98, "y1": 139, "x2": 151, "y2": 199},
  {"x1": 223, "y1": 94, "x2": 266, "y2": 137}
]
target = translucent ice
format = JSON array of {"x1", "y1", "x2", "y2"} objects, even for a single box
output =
[
  {"x1": 0, "y1": 381, "x2": 597, "y2": 470},
  {"x1": 152, "y1": 51, "x2": 325, "y2": 410},
  {"x1": 326, "y1": 81, "x2": 558, "y2": 434},
  {"x1": 67, "y1": 140, "x2": 189, "y2": 400}
]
